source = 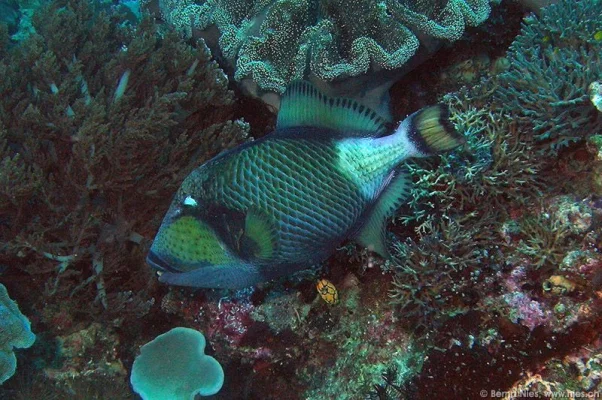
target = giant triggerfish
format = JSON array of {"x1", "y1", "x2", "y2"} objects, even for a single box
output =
[{"x1": 147, "y1": 81, "x2": 464, "y2": 289}]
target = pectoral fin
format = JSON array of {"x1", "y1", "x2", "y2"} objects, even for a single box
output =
[{"x1": 239, "y1": 210, "x2": 278, "y2": 260}]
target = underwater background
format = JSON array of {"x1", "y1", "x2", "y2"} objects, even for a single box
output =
[{"x1": 1, "y1": 0, "x2": 602, "y2": 398}]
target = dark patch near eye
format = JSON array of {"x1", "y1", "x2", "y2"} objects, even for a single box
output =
[{"x1": 147, "y1": 250, "x2": 179, "y2": 273}]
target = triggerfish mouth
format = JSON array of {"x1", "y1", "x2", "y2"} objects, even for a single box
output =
[{"x1": 147, "y1": 81, "x2": 464, "y2": 289}]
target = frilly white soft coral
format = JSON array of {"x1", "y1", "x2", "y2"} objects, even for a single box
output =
[{"x1": 147, "y1": 0, "x2": 493, "y2": 94}]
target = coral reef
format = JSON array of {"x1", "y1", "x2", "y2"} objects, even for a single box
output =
[
  {"x1": 43, "y1": 323, "x2": 128, "y2": 392},
  {"x1": 590, "y1": 81, "x2": 602, "y2": 112},
  {"x1": 151, "y1": 271, "x2": 421, "y2": 400},
  {"x1": 380, "y1": 0, "x2": 602, "y2": 397},
  {"x1": 499, "y1": 330, "x2": 602, "y2": 398},
  {"x1": 2, "y1": 0, "x2": 602, "y2": 398},
  {"x1": 397, "y1": 89, "x2": 544, "y2": 228},
  {"x1": 146, "y1": 0, "x2": 493, "y2": 94},
  {"x1": 0, "y1": 0, "x2": 249, "y2": 395},
  {"x1": 367, "y1": 365, "x2": 415, "y2": 400},
  {"x1": 0, "y1": 0, "x2": 19, "y2": 35},
  {"x1": 388, "y1": 218, "x2": 495, "y2": 326}
]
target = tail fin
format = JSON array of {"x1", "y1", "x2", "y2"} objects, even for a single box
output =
[{"x1": 404, "y1": 105, "x2": 465, "y2": 155}]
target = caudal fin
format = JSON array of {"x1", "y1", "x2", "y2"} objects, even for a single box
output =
[{"x1": 405, "y1": 105, "x2": 465, "y2": 155}]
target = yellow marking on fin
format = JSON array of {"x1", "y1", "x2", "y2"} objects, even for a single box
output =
[
  {"x1": 413, "y1": 105, "x2": 465, "y2": 153},
  {"x1": 243, "y1": 211, "x2": 276, "y2": 260}
]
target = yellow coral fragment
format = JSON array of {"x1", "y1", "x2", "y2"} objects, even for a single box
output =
[
  {"x1": 542, "y1": 275, "x2": 576, "y2": 295},
  {"x1": 316, "y1": 279, "x2": 339, "y2": 305}
]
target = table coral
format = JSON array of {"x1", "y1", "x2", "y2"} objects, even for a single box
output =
[
  {"x1": 148, "y1": 0, "x2": 493, "y2": 94},
  {"x1": 0, "y1": 283, "x2": 35, "y2": 384},
  {"x1": 131, "y1": 327, "x2": 224, "y2": 399}
]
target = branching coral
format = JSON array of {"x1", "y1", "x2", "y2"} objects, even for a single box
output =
[
  {"x1": 387, "y1": 88, "x2": 551, "y2": 329},
  {"x1": 494, "y1": 0, "x2": 602, "y2": 154},
  {"x1": 515, "y1": 207, "x2": 575, "y2": 270},
  {"x1": 388, "y1": 217, "x2": 498, "y2": 329},
  {"x1": 148, "y1": 0, "x2": 493, "y2": 93},
  {"x1": 0, "y1": 0, "x2": 249, "y2": 318},
  {"x1": 397, "y1": 91, "x2": 545, "y2": 229}
]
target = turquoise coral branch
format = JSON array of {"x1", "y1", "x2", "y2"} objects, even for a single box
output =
[{"x1": 0, "y1": 283, "x2": 36, "y2": 385}]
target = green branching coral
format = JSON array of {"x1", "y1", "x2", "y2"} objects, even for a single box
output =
[
  {"x1": 386, "y1": 87, "x2": 552, "y2": 326},
  {"x1": 398, "y1": 91, "x2": 544, "y2": 230},
  {"x1": 513, "y1": 204, "x2": 579, "y2": 270},
  {"x1": 515, "y1": 212, "x2": 571, "y2": 270},
  {"x1": 149, "y1": 0, "x2": 493, "y2": 93},
  {"x1": 494, "y1": 0, "x2": 602, "y2": 154},
  {"x1": 388, "y1": 217, "x2": 497, "y2": 329},
  {"x1": 0, "y1": 0, "x2": 249, "y2": 316}
]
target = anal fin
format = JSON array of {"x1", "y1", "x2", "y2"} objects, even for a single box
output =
[{"x1": 354, "y1": 169, "x2": 411, "y2": 258}]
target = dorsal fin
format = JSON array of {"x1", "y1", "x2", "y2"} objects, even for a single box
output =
[{"x1": 277, "y1": 81, "x2": 389, "y2": 135}]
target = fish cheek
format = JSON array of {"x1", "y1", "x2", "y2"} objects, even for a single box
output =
[{"x1": 154, "y1": 216, "x2": 231, "y2": 271}]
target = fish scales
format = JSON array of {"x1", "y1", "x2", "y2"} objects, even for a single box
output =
[{"x1": 188, "y1": 133, "x2": 370, "y2": 262}]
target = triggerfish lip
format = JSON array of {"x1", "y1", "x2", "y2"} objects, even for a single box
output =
[{"x1": 146, "y1": 250, "x2": 180, "y2": 273}]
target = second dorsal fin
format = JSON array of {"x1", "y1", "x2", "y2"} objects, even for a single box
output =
[{"x1": 276, "y1": 81, "x2": 389, "y2": 135}]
